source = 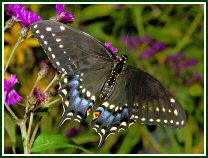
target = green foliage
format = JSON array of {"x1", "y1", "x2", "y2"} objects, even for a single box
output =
[{"x1": 31, "y1": 133, "x2": 92, "y2": 154}]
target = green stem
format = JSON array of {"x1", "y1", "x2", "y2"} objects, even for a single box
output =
[
  {"x1": 4, "y1": 36, "x2": 23, "y2": 72},
  {"x1": 25, "y1": 112, "x2": 34, "y2": 154},
  {"x1": 19, "y1": 121, "x2": 27, "y2": 154},
  {"x1": 171, "y1": 9, "x2": 203, "y2": 53},
  {"x1": 134, "y1": 5, "x2": 145, "y2": 37},
  {"x1": 29, "y1": 118, "x2": 41, "y2": 150},
  {"x1": 4, "y1": 103, "x2": 19, "y2": 121},
  {"x1": 29, "y1": 74, "x2": 43, "y2": 97},
  {"x1": 43, "y1": 73, "x2": 59, "y2": 93},
  {"x1": 44, "y1": 95, "x2": 61, "y2": 108}
]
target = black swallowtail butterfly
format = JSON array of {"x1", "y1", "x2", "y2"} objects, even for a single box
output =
[{"x1": 32, "y1": 20, "x2": 186, "y2": 148}]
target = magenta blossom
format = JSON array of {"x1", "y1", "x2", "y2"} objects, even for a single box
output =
[
  {"x1": 33, "y1": 88, "x2": 46, "y2": 105},
  {"x1": 7, "y1": 4, "x2": 42, "y2": 27},
  {"x1": 105, "y1": 42, "x2": 118, "y2": 53},
  {"x1": 56, "y1": 4, "x2": 75, "y2": 23},
  {"x1": 4, "y1": 74, "x2": 22, "y2": 106}
]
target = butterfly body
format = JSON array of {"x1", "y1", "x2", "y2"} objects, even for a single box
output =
[{"x1": 32, "y1": 20, "x2": 186, "y2": 148}]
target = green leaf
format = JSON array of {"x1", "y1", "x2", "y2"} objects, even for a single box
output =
[
  {"x1": 31, "y1": 133, "x2": 92, "y2": 154},
  {"x1": 81, "y1": 5, "x2": 114, "y2": 21},
  {"x1": 4, "y1": 112, "x2": 16, "y2": 145},
  {"x1": 188, "y1": 83, "x2": 203, "y2": 97}
]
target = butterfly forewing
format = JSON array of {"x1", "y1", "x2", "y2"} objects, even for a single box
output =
[{"x1": 31, "y1": 20, "x2": 115, "y2": 74}]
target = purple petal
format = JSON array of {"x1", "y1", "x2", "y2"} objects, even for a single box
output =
[
  {"x1": 153, "y1": 41, "x2": 167, "y2": 51},
  {"x1": 7, "y1": 4, "x2": 42, "y2": 27},
  {"x1": 6, "y1": 89, "x2": 22, "y2": 106},
  {"x1": 141, "y1": 47, "x2": 156, "y2": 59},
  {"x1": 56, "y1": 4, "x2": 66, "y2": 14},
  {"x1": 33, "y1": 88, "x2": 46, "y2": 105},
  {"x1": 55, "y1": 4, "x2": 75, "y2": 23},
  {"x1": 105, "y1": 42, "x2": 118, "y2": 53}
]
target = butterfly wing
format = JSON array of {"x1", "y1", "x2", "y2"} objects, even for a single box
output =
[
  {"x1": 31, "y1": 20, "x2": 116, "y2": 124},
  {"x1": 31, "y1": 20, "x2": 116, "y2": 74},
  {"x1": 126, "y1": 66, "x2": 186, "y2": 128},
  {"x1": 91, "y1": 65, "x2": 186, "y2": 147},
  {"x1": 90, "y1": 72, "x2": 132, "y2": 148}
]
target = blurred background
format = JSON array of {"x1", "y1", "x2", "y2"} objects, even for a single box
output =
[{"x1": 4, "y1": 4, "x2": 204, "y2": 154}]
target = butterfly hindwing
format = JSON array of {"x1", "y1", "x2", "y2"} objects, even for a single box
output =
[
  {"x1": 91, "y1": 73, "x2": 134, "y2": 147},
  {"x1": 126, "y1": 66, "x2": 186, "y2": 128}
]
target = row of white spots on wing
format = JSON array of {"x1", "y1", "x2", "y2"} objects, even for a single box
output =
[
  {"x1": 65, "y1": 101, "x2": 70, "y2": 107},
  {"x1": 120, "y1": 121, "x2": 127, "y2": 126},
  {"x1": 64, "y1": 78, "x2": 68, "y2": 83},
  {"x1": 110, "y1": 126, "x2": 117, "y2": 131},
  {"x1": 46, "y1": 27, "x2": 52, "y2": 31},
  {"x1": 170, "y1": 98, "x2": 175, "y2": 103},
  {"x1": 52, "y1": 33, "x2": 56, "y2": 37},
  {"x1": 102, "y1": 102, "x2": 109, "y2": 107},
  {"x1": 101, "y1": 129, "x2": 106, "y2": 135},
  {"x1": 48, "y1": 47, "x2": 52, "y2": 52},
  {"x1": 44, "y1": 41, "x2": 48, "y2": 45},
  {"x1": 67, "y1": 112, "x2": 73, "y2": 116},
  {"x1": 61, "y1": 68, "x2": 65, "y2": 72},
  {"x1": 91, "y1": 95, "x2": 96, "y2": 102},
  {"x1": 40, "y1": 35, "x2": 44, "y2": 39},
  {"x1": 60, "y1": 26, "x2": 66, "y2": 31},
  {"x1": 62, "y1": 89, "x2": 67, "y2": 96},
  {"x1": 56, "y1": 61, "x2": 60, "y2": 66},
  {"x1": 36, "y1": 30, "x2": 39, "y2": 34},
  {"x1": 52, "y1": 54, "x2": 56, "y2": 59},
  {"x1": 56, "y1": 38, "x2": 62, "y2": 42},
  {"x1": 162, "y1": 108, "x2": 166, "y2": 112},
  {"x1": 59, "y1": 45, "x2": 64, "y2": 48},
  {"x1": 33, "y1": 24, "x2": 38, "y2": 28},
  {"x1": 174, "y1": 109, "x2": 178, "y2": 116},
  {"x1": 78, "y1": 73, "x2": 96, "y2": 102}
]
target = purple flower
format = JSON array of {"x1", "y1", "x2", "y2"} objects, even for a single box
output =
[
  {"x1": 141, "y1": 41, "x2": 167, "y2": 59},
  {"x1": 121, "y1": 35, "x2": 144, "y2": 50},
  {"x1": 4, "y1": 74, "x2": 22, "y2": 106},
  {"x1": 180, "y1": 58, "x2": 198, "y2": 69},
  {"x1": 33, "y1": 88, "x2": 46, "y2": 105},
  {"x1": 7, "y1": 4, "x2": 42, "y2": 27},
  {"x1": 121, "y1": 35, "x2": 167, "y2": 59},
  {"x1": 56, "y1": 4, "x2": 75, "y2": 23},
  {"x1": 166, "y1": 52, "x2": 199, "y2": 78},
  {"x1": 105, "y1": 42, "x2": 118, "y2": 53},
  {"x1": 186, "y1": 72, "x2": 203, "y2": 85}
]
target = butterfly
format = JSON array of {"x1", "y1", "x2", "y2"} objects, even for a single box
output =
[{"x1": 31, "y1": 20, "x2": 186, "y2": 148}]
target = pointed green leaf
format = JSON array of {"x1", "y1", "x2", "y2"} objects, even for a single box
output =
[{"x1": 31, "y1": 133, "x2": 92, "y2": 154}]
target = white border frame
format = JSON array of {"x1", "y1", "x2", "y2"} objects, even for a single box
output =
[{"x1": 2, "y1": 2, "x2": 206, "y2": 156}]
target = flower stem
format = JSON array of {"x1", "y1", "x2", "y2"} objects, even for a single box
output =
[
  {"x1": 19, "y1": 120, "x2": 27, "y2": 154},
  {"x1": 25, "y1": 112, "x2": 34, "y2": 154},
  {"x1": 43, "y1": 73, "x2": 59, "y2": 93},
  {"x1": 4, "y1": 36, "x2": 23, "y2": 72},
  {"x1": 29, "y1": 118, "x2": 41, "y2": 150},
  {"x1": 4, "y1": 103, "x2": 19, "y2": 121}
]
